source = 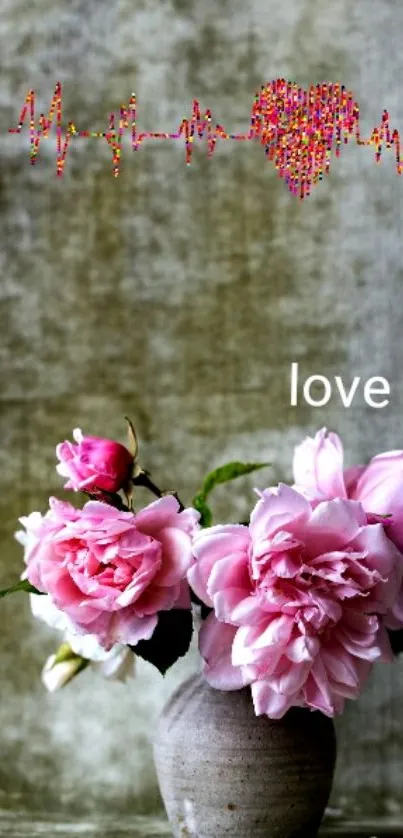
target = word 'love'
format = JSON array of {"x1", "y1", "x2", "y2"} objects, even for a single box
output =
[{"x1": 290, "y1": 363, "x2": 390, "y2": 408}]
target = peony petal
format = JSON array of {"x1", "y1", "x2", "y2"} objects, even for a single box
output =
[
  {"x1": 109, "y1": 611, "x2": 158, "y2": 647},
  {"x1": 253, "y1": 615, "x2": 294, "y2": 649},
  {"x1": 80, "y1": 500, "x2": 125, "y2": 520},
  {"x1": 321, "y1": 641, "x2": 361, "y2": 688},
  {"x1": 230, "y1": 595, "x2": 265, "y2": 626},
  {"x1": 134, "y1": 495, "x2": 184, "y2": 536},
  {"x1": 232, "y1": 624, "x2": 284, "y2": 671},
  {"x1": 231, "y1": 624, "x2": 264, "y2": 666},
  {"x1": 286, "y1": 634, "x2": 320, "y2": 663},
  {"x1": 351, "y1": 524, "x2": 399, "y2": 579},
  {"x1": 118, "y1": 583, "x2": 180, "y2": 614},
  {"x1": 152, "y1": 527, "x2": 193, "y2": 587},
  {"x1": 199, "y1": 613, "x2": 245, "y2": 690},
  {"x1": 192, "y1": 525, "x2": 250, "y2": 563},
  {"x1": 175, "y1": 507, "x2": 201, "y2": 536},
  {"x1": 335, "y1": 625, "x2": 382, "y2": 662},
  {"x1": 292, "y1": 429, "x2": 347, "y2": 500},
  {"x1": 342, "y1": 609, "x2": 379, "y2": 635},
  {"x1": 207, "y1": 553, "x2": 251, "y2": 597},
  {"x1": 350, "y1": 451, "x2": 403, "y2": 506},
  {"x1": 251, "y1": 680, "x2": 297, "y2": 718},
  {"x1": 249, "y1": 484, "x2": 311, "y2": 542},
  {"x1": 269, "y1": 658, "x2": 312, "y2": 695},
  {"x1": 304, "y1": 499, "x2": 365, "y2": 554},
  {"x1": 188, "y1": 525, "x2": 250, "y2": 606},
  {"x1": 212, "y1": 588, "x2": 252, "y2": 622},
  {"x1": 202, "y1": 660, "x2": 246, "y2": 691},
  {"x1": 303, "y1": 656, "x2": 336, "y2": 716},
  {"x1": 344, "y1": 465, "x2": 366, "y2": 494},
  {"x1": 187, "y1": 561, "x2": 214, "y2": 607},
  {"x1": 199, "y1": 612, "x2": 237, "y2": 664}
]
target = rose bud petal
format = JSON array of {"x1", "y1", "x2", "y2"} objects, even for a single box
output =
[{"x1": 56, "y1": 428, "x2": 134, "y2": 493}]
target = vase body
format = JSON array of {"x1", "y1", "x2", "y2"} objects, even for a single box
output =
[{"x1": 153, "y1": 673, "x2": 337, "y2": 838}]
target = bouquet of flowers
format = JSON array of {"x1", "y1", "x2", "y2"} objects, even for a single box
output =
[{"x1": 3, "y1": 422, "x2": 403, "y2": 719}]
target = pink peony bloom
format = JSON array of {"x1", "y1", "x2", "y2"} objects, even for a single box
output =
[
  {"x1": 293, "y1": 428, "x2": 403, "y2": 626},
  {"x1": 56, "y1": 428, "x2": 134, "y2": 493},
  {"x1": 188, "y1": 484, "x2": 402, "y2": 719},
  {"x1": 21, "y1": 495, "x2": 199, "y2": 650}
]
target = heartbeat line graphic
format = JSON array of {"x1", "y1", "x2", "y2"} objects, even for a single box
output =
[{"x1": 8, "y1": 80, "x2": 403, "y2": 199}]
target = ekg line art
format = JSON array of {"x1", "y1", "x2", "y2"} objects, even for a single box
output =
[{"x1": 8, "y1": 80, "x2": 402, "y2": 199}]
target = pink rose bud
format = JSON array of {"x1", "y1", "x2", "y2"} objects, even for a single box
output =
[{"x1": 56, "y1": 428, "x2": 134, "y2": 493}]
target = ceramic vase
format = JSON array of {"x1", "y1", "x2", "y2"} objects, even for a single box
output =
[{"x1": 153, "y1": 672, "x2": 337, "y2": 838}]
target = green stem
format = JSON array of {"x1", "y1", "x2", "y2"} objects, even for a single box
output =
[{"x1": 132, "y1": 470, "x2": 184, "y2": 511}]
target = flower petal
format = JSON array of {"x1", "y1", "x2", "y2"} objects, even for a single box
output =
[
  {"x1": 199, "y1": 613, "x2": 245, "y2": 690},
  {"x1": 249, "y1": 484, "x2": 311, "y2": 542},
  {"x1": 251, "y1": 681, "x2": 297, "y2": 718},
  {"x1": 292, "y1": 428, "x2": 347, "y2": 500}
]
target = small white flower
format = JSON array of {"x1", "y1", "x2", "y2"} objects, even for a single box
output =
[
  {"x1": 41, "y1": 653, "x2": 86, "y2": 693},
  {"x1": 92, "y1": 645, "x2": 137, "y2": 682},
  {"x1": 29, "y1": 593, "x2": 136, "y2": 686}
]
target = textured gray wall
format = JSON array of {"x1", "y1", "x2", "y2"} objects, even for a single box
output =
[{"x1": 1, "y1": 0, "x2": 403, "y2": 823}]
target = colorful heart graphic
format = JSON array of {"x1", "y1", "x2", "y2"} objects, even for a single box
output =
[{"x1": 250, "y1": 79, "x2": 359, "y2": 198}]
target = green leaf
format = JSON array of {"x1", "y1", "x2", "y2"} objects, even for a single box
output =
[
  {"x1": 192, "y1": 461, "x2": 270, "y2": 527},
  {"x1": 53, "y1": 643, "x2": 82, "y2": 665},
  {"x1": 0, "y1": 579, "x2": 45, "y2": 599},
  {"x1": 129, "y1": 609, "x2": 193, "y2": 675}
]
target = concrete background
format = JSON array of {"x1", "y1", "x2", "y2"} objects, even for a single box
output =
[{"x1": 0, "y1": 0, "x2": 403, "y2": 823}]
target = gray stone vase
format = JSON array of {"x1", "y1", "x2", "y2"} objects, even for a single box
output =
[{"x1": 153, "y1": 673, "x2": 337, "y2": 838}]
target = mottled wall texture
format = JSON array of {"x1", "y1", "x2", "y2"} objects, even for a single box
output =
[{"x1": 1, "y1": 0, "x2": 403, "y2": 825}]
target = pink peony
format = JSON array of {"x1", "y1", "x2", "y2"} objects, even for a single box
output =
[
  {"x1": 21, "y1": 495, "x2": 199, "y2": 650},
  {"x1": 56, "y1": 428, "x2": 134, "y2": 493},
  {"x1": 188, "y1": 484, "x2": 402, "y2": 718},
  {"x1": 293, "y1": 428, "x2": 403, "y2": 626}
]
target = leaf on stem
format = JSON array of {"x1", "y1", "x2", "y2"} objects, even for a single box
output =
[
  {"x1": 0, "y1": 579, "x2": 45, "y2": 599},
  {"x1": 129, "y1": 609, "x2": 193, "y2": 675},
  {"x1": 125, "y1": 416, "x2": 139, "y2": 459},
  {"x1": 192, "y1": 461, "x2": 270, "y2": 527}
]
